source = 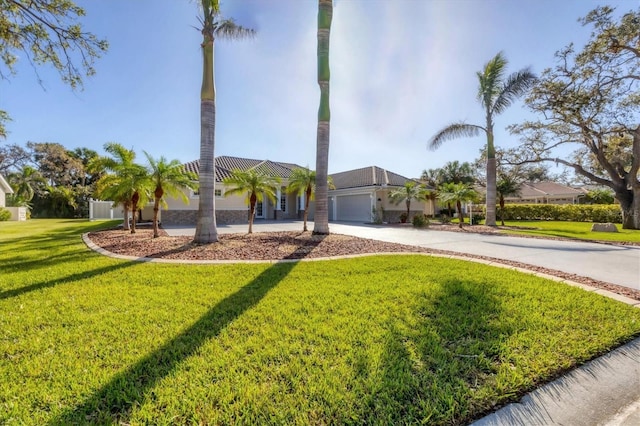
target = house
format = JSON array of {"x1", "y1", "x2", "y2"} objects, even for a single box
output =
[
  {"x1": 327, "y1": 166, "x2": 435, "y2": 223},
  {"x1": 0, "y1": 174, "x2": 12, "y2": 208},
  {"x1": 163, "y1": 156, "x2": 310, "y2": 225},
  {"x1": 505, "y1": 181, "x2": 585, "y2": 205},
  {"x1": 0, "y1": 174, "x2": 27, "y2": 221}
]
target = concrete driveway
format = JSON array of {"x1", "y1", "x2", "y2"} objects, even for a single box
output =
[{"x1": 166, "y1": 220, "x2": 640, "y2": 291}]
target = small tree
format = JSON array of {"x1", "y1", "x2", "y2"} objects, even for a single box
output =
[
  {"x1": 144, "y1": 152, "x2": 198, "y2": 238},
  {"x1": 388, "y1": 182, "x2": 427, "y2": 221},
  {"x1": 286, "y1": 168, "x2": 334, "y2": 232},
  {"x1": 437, "y1": 183, "x2": 479, "y2": 228},
  {"x1": 223, "y1": 169, "x2": 281, "y2": 234}
]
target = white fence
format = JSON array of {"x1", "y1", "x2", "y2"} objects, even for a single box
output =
[{"x1": 89, "y1": 200, "x2": 124, "y2": 220}]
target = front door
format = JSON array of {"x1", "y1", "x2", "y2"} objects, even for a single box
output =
[{"x1": 255, "y1": 200, "x2": 264, "y2": 218}]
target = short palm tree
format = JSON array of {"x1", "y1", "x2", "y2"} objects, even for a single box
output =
[
  {"x1": 428, "y1": 52, "x2": 536, "y2": 226},
  {"x1": 496, "y1": 174, "x2": 521, "y2": 226},
  {"x1": 144, "y1": 152, "x2": 198, "y2": 238},
  {"x1": 194, "y1": 0, "x2": 255, "y2": 244},
  {"x1": 388, "y1": 181, "x2": 427, "y2": 221},
  {"x1": 286, "y1": 167, "x2": 334, "y2": 232},
  {"x1": 223, "y1": 168, "x2": 281, "y2": 234},
  {"x1": 89, "y1": 143, "x2": 138, "y2": 231},
  {"x1": 437, "y1": 182, "x2": 479, "y2": 228}
]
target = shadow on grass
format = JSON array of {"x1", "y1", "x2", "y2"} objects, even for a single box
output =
[
  {"x1": 361, "y1": 278, "x2": 515, "y2": 425},
  {"x1": 0, "y1": 262, "x2": 137, "y2": 301},
  {"x1": 50, "y1": 237, "x2": 324, "y2": 424}
]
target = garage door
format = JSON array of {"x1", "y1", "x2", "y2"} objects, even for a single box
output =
[{"x1": 336, "y1": 194, "x2": 371, "y2": 222}]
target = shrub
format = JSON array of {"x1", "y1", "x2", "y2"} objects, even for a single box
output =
[
  {"x1": 472, "y1": 213, "x2": 485, "y2": 224},
  {"x1": 399, "y1": 212, "x2": 408, "y2": 223},
  {"x1": 0, "y1": 208, "x2": 11, "y2": 221},
  {"x1": 501, "y1": 204, "x2": 622, "y2": 223},
  {"x1": 412, "y1": 213, "x2": 429, "y2": 228}
]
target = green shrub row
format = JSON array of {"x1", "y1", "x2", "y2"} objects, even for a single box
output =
[
  {"x1": 0, "y1": 208, "x2": 11, "y2": 221},
  {"x1": 500, "y1": 204, "x2": 622, "y2": 223}
]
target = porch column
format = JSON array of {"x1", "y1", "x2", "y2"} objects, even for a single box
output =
[
  {"x1": 300, "y1": 193, "x2": 305, "y2": 211},
  {"x1": 276, "y1": 188, "x2": 281, "y2": 210}
]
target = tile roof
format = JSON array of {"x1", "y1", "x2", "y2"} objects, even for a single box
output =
[
  {"x1": 182, "y1": 156, "x2": 305, "y2": 182},
  {"x1": 515, "y1": 181, "x2": 584, "y2": 198},
  {"x1": 329, "y1": 166, "x2": 416, "y2": 190}
]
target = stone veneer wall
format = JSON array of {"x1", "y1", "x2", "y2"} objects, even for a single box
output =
[{"x1": 162, "y1": 209, "x2": 248, "y2": 226}]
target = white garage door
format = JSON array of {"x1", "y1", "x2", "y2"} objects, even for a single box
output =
[{"x1": 336, "y1": 194, "x2": 371, "y2": 222}]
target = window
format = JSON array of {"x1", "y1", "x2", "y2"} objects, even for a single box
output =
[
  {"x1": 215, "y1": 189, "x2": 222, "y2": 197},
  {"x1": 192, "y1": 190, "x2": 199, "y2": 196},
  {"x1": 280, "y1": 192, "x2": 287, "y2": 212}
]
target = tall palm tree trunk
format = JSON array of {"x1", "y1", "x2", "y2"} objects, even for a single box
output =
[
  {"x1": 194, "y1": 31, "x2": 219, "y2": 243},
  {"x1": 313, "y1": 0, "x2": 332, "y2": 235},
  {"x1": 485, "y1": 127, "x2": 497, "y2": 226}
]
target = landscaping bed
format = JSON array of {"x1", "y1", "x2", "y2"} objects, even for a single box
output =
[{"x1": 87, "y1": 226, "x2": 640, "y2": 301}]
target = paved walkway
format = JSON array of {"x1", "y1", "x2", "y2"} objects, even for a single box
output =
[{"x1": 164, "y1": 220, "x2": 640, "y2": 425}]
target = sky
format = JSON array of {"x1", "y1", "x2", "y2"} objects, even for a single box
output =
[{"x1": 1, "y1": 0, "x2": 635, "y2": 179}]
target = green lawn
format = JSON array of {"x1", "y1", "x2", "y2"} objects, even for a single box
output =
[
  {"x1": 1, "y1": 220, "x2": 639, "y2": 425},
  {"x1": 496, "y1": 220, "x2": 640, "y2": 243}
]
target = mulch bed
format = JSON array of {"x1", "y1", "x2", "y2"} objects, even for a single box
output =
[{"x1": 86, "y1": 226, "x2": 640, "y2": 302}]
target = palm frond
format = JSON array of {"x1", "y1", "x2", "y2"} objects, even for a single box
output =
[
  {"x1": 215, "y1": 19, "x2": 256, "y2": 40},
  {"x1": 428, "y1": 123, "x2": 485, "y2": 150},
  {"x1": 477, "y1": 52, "x2": 507, "y2": 107},
  {"x1": 492, "y1": 68, "x2": 537, "y2": 115}
]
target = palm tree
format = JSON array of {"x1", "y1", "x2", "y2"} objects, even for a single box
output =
[
  {"x1": 388, "y1": 182, "x2": 427, "y2": 221},
  {"x1": 286, "y1": 167, "x2": 334, "y2": 232},
  {"x1": 144, "y1": 152, "x2": 198, "y2": 238},
  {"x1": 7, "y1": 165, "x2": 43, "y2": 205},
  {"x1": 193, "y1": 1, "x2": 255, "y2": 244},
  {"x1": 428, "y1": 52, "x2": 536, "y2": 226},
  {"x1": 287, "y1": 168, "x2": 316, "y2": 232},
  {"x1": 313, "y1": 0, "x2": 333, "y2": 235},
  {"x1": 223, "y1": 168, "x2": 281, "y2": 234},
  {"x1": 437, "y1": 182, "x2": 479, "y2": 228},
  {"x1": 496, "y1": 174, "x2": 521, "y2": 226},
  {"x1": 89, "y1": 142, "x2": 138, "y2": 231},
  {"x1": 94, "y1": 163, "x2": 150, "y2": 234},
  {"x1": 440, "y1": 161, "x2": 475, "y2": 185}
]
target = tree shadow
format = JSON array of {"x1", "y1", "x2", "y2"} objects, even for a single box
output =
[
  {"x1": 0, "y1": 262, "x2": 137, "y2": 301},
  {"x1": 362, "y1": 278, "x2": 513, "y2": 425},
  {"x1": 49, "y1": 238, "x2": 322, "y2": 424}
]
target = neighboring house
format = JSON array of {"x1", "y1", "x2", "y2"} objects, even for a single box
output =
[
  {"x1": 0, "y1": 174, "x2": 12, "y2": 208},
  {"x1": 327, "y1": 166, "x2": 434, "y2": 223},
  {"x1": 505, "y1": 181, "x2": 585, "y2": 205},
  {"x1": 0, "y1": 174, "x2": 27, "y2": 221},
  {"x1": 164, "y1": 156, "x2": 310, "y2": 225}
]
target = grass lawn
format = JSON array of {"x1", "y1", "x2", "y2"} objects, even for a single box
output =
[
  {"x1": 1, "y1": 219, "x2": 639, "y2": 425},
  {"x1": 495, "y1": 220, "x2": 640, "y2": 243}
]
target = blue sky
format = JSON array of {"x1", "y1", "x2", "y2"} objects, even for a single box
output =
[{"x1": 1, "y1": 0, "x2": 633, "y2": 178}]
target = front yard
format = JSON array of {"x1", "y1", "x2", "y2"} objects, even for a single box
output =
[{"x1": 1, "y1": 220, "x2": 639, "y2": 425}]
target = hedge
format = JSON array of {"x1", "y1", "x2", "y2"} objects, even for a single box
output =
[
  {"x1": 499, "y1": 204, "x2": 622, "y2": 223},
  {"x1": 0, "y1": 208, "x2": 11, "y2": 221}
]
